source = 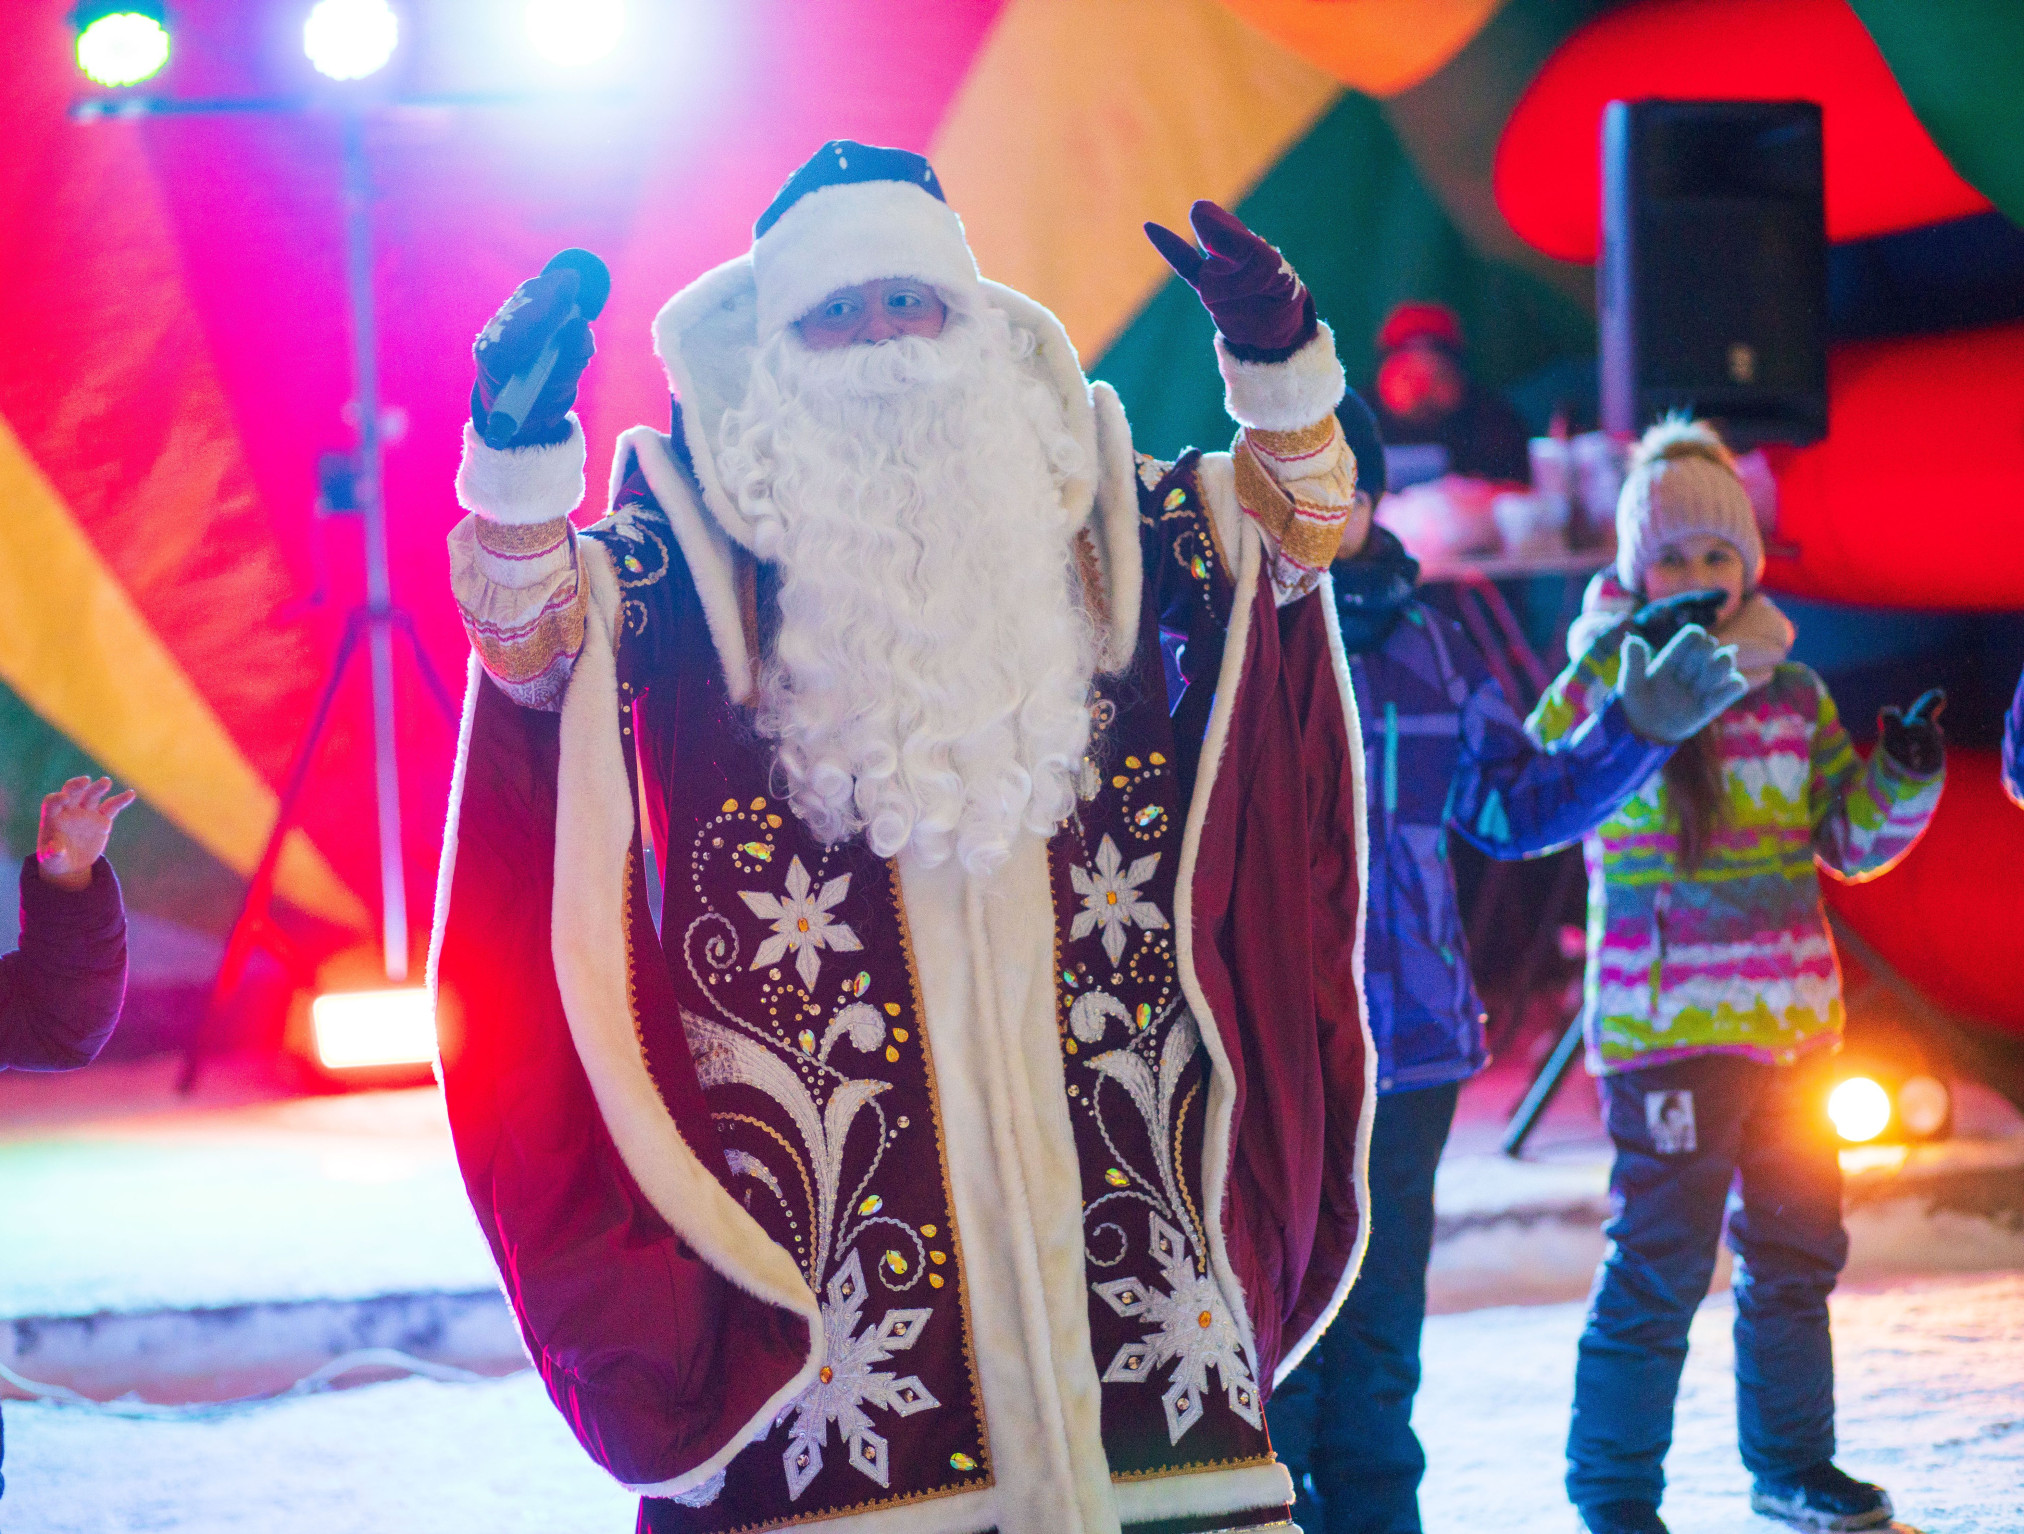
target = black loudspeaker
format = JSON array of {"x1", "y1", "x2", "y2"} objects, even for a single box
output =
[{"x1": 1600, "y1": 99, "x2": 1828, "y2": 446}]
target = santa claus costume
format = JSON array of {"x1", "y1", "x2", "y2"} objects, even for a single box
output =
[{"x1": 432, "y1": 142, "x2": 1375, "y2": 1534}]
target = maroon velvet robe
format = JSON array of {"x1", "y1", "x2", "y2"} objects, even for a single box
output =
[{"x1": 431, "y1": 439, "x2": 1371, "y2": 1528}]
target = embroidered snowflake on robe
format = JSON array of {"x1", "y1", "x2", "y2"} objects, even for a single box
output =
[
  {"x1": 782, "y1": 1249, "x2": 940, "y2": 1499},
  {"x1": 1070, "y1": 835, "x2": 1168, "y2": 965},
  {"x1": 740, "y1": 856, "x2": 863, "y2": 991},
  {"x1": 1093, "y1": 1212, "x2": 1263, "y2": 1444}
]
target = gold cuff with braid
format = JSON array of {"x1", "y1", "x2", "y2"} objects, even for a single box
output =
[
  {"x1": 473, "y1": 513, "x2": 573, "y2": 560},
  {"x1": 1233, "y1": 434, "x2": 1353, "y2": 572}
]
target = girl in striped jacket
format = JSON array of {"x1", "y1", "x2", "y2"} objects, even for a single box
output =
[{"x1": 1529, "y1": 420, "x2": 1944, "y2": 1534}]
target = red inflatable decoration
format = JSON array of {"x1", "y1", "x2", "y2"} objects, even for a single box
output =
[
  {"x1": 1764, "y1": 323, "x2": 2024, "y2": 611},
  {"x1": 1494, "y1": 0, "x2": 1990, "y2": 264},
  {"x1": 1827, "y1": 751, "x2": 2024, "y2": 1039}
]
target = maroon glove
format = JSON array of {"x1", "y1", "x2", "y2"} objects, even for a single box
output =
[
  {"x1": 471, "y1": 267, "x2": 596, "y2": 449},
  {"x1": 1144, "y1": 200, "x2": 1316, "y2": 360}
]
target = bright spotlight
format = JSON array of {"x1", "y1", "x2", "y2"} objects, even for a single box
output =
[
  {"x1": 1828, "y1": 1076, "x2": 1892, "y2": 1144},
  {"x1": 304, "y1": 0, "x2": 399, "y2": 81},
  {"x1": 75, "y1": 7, "x2": 171, "y2": 87},
  {"x1": 525, "y1": 0, "x2": 625, "y2": 66},
  {"x1": 311, "y1": 987, "x2": 436, "y2": 1070}
]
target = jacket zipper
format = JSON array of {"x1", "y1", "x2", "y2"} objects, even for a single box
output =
[
  {"x1": 1651, "y1": 883, "x2": 1672, "y2": 1016},
  {"x1": 1383, "y1": 702, "x2": 1399, "y2": 817}
]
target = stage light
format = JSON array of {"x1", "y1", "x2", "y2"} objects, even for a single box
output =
[
  {"x1": 311, "y1": 987, "x2": 436, "y2": 1070},
  {"x1": 1828, "y1": 1076, "x2": 1892, "y2": 1144},
  {"x1": 74, "y1": 4, "x2": 171, "y2": 87},
  {"x1": 304, "y1": 0, "x2": 399, "y2": 81},
  {"x1": 1895, "y1": 1073, "x2": 1951, "y2": 1139},
  {"x1": 525, "y1": 0, "x2": 625, "y2": 66}
]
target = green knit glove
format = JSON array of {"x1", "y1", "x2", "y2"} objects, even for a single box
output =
[{"x1": 1617, "y1": 627, "x2": 1749, "y2": 744}]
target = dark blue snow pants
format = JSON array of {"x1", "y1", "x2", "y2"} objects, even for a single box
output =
[
  {"x1": 1268, "y1": 1081, "x2": 1459, "y2": 1534},
  {"x1": 1566, "y1": 1052, "x2": 1849, "y2": 1511}
]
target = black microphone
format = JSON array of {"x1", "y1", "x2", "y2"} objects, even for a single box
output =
[{"x1": 482, "y1": 248, "x2": 612, "y2": 449}]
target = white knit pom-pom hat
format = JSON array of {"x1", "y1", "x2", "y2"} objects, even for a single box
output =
[{"x1": 1614, "y1": 416, "x2": 1764, "y2": 593}]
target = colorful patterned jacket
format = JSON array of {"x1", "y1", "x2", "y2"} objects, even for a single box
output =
[{"x1": 1528, "y1": 649, "x2": 1942, "y2": 1075}]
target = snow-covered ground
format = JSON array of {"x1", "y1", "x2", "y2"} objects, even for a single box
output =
[
  {"x1": 1416, "y1": 1273, "x2": 2024, "y2": 1534},
  {"x1": 6, "y1": 1273, "x2": 2018, "y2": 1534}
]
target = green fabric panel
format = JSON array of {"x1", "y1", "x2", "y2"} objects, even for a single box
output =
[
  {"x1": 1385, "y1": 0, "x2": 1610, "y2": 306},
  {"x1": 0, "y1": 679, "x2": 245, "y2": 935},
  {"x1": 1849, "y1": 0, "x2": 2024, "y2": 228},
  {"x1": 1091, "y1": 91, "x2": 1596, "y2": 463}
]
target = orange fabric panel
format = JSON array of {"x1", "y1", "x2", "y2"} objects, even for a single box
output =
[
  {"x1": 930, "y1": 0, "x2": 1340, "y2": 359},
  {"x1": 1215, "y1": 0, "x2": 1505, "y2": 98}
]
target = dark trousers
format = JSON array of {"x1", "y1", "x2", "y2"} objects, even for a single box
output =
[
  {"x1": 1566, "y1": 1052, "x2": 1849, "y2": 1510},
  {"x1": 1269, "y1": 1081, "x2": 1459, "y2": 1534}
]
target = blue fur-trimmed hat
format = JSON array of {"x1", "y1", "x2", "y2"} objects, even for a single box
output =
[{"x1": 749, "y1": 140, "x2": 982, "y2": 339}]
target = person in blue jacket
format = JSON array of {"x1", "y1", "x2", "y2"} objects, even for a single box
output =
[{"x1": 1265, "y1": 394, "x2": 1746, "y2": 1534}]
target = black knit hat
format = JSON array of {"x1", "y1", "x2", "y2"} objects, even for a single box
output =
[{"x1": 1335, "y1": 387, "x2": 1388, "y2": 501}]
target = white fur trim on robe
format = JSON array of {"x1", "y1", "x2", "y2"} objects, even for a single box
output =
[
  {"x1": 455, "y1": 415, "x2": 587, "y2": 525},
  {"x1": 1215, "y1": 324, "x2": 1346, "y2": 434}
]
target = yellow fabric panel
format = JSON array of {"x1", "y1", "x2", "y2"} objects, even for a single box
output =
[
  {"x1": 1214, "y1": 0, "x2": 1506, "y2": 97},
  {"x1": 930, "y1": 0, "x2": 1340, "y2": 358},
  {"x1": 0, "y1": 413, "x2": 367, "y2": 931}
]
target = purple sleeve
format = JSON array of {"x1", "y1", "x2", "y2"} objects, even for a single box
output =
[
  {"x1": 1449, "y1": 674, "x2": 1671, "y2": 859},
  {"x1": 0, "y1": 857, "x2": 128, "y2": 1071}
]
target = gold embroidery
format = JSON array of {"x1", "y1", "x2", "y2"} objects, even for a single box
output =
[
  {"x1": 1233, "y1": 439, "x2": 1353, "y2": 572},
  {"x1": 1232, "y1": 441, "x2": 1296, "y2": 544},
  {"x1": 1245, "y1": 416, "x2": 1338, "y2": 459},
  {"x1": 464, "y1": 595, "x2": 586, "y2": 685},
  {"x1": 1108, "y1": 1450, "x2": 1278, "y2": 1484},
  {"x1": 1278, "y1": 508, "x2": 1354, "y2": 572},
  {"x1": 473, "y1": 513, "x2": 572, "y2": 558}
]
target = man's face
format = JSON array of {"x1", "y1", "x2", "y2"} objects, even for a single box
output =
[
  {"x1": 1375, "y1": 340, "x2": 1465, "y2": 425},
  {"x1": 795, "y1": 278, "x2": 948, "y2": 351}
]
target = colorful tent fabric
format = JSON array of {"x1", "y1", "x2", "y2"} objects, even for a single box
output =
[{"x1": 1, "y1": 0, "x2": 2016, "y2": 1039}]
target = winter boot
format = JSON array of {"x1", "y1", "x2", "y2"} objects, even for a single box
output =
[
  {"x1": 1575, "y1": 1501, "x2": 1669, "y2": 1534},
  {"x1": 1750, "y1": 1462, "x2": 1894, "y2": 1531}
]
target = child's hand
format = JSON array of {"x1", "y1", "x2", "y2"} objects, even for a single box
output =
[
  {"x1": 35, "y1": 777, "x2": 138, "y2": 893},
  {"x1": 1879, "y1": 689, "x2": 1946, "y2": 777},
  {"x1": 1617, "y1": 627, "x2": 1749, "y2": 744}
]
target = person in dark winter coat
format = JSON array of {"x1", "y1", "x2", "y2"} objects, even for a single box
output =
[
  {"x1": 1264, "y1": 395, "x2": 1747, "y2": 1534},
  {"x1": 0, "y1": 773, "x2": 133, "y2": 1502},
  {"x1": 2, "y1": 776, "x2": 133, "y2": 1071}
]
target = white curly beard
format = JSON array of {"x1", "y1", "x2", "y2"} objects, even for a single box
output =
[{"x1": 716, "y1": 308, "x2": 1096, "y2": 878}]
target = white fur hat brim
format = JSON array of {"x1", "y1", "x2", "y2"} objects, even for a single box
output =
[{"x1": 751, "y1": 179, "x2": 984, "y2": 340}]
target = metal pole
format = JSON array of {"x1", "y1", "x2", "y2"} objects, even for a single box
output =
[{"x1": 340, "y1": 109, "x2": 409, "y2": 983}]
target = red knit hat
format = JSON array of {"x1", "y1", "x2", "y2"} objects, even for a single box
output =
[{"x1": 1376, "y1": 301, "x2": 1464, "y2": 354}]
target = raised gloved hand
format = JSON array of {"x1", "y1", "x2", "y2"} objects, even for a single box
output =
[
  {"x1": 471, "y1": 266, "x2": 595, "y2": 449},
  {"x1": 1144, "y1": 201, "x2": 1316, "y2": 359},
  {"x1": 1878, "y1": 688, "x2": 1946, "y2": 777},
  {"x1": 1631, "y1": 589, "x2": 1729, "y2": 651},
  {"x1": 1616, "y1": 627, "x2": 1750, "y2": 745}
]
